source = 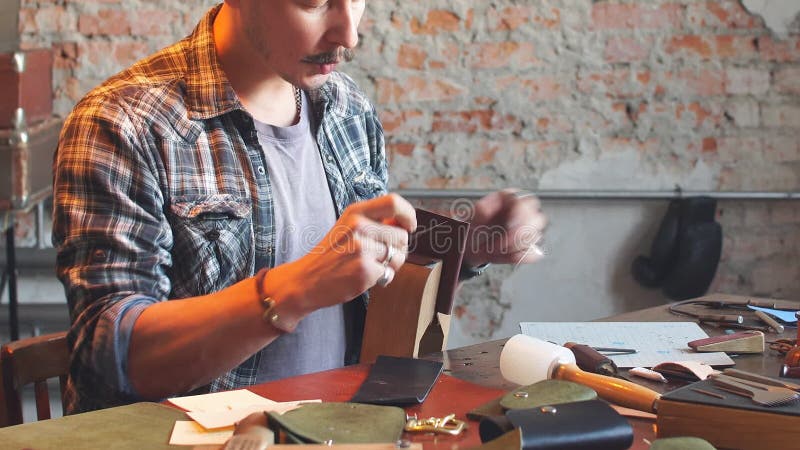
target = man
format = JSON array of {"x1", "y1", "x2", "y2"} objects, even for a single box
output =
[{"x1": 53, "y1": 0, "x2": 547, "y2": 414}]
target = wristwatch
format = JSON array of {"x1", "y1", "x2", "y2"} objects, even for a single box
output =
[{"x1": 458, "y1": 262, "x2": 491, "y2": 281}]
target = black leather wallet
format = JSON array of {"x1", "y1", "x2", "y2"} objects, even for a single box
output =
[
  {"x1": 479, "y1": 400, "x2": 633, "y2": 450},
  {"x1": 350, "y1": 355, "x2": 444, "y2": 405}
]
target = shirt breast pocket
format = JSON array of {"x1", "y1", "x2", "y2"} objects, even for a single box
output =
[
  {"x1": 167, "y1": 194, "x2": 254, "y2": 297},
  {"x1": 349, "y1": 169, "x2": 387, "y2": 202}
]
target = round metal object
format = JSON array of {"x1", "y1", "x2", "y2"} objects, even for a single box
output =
[{"x1": 540, "y1": 405, "x2": 557, "y2": 414}]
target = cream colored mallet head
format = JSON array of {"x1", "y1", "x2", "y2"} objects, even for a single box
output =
[
  {"x1": 500, "y1": 334, "x2": 576, "y2": 384},
  {"x1": 500, "y1": 334, "x2": 660, "y2": 413}
]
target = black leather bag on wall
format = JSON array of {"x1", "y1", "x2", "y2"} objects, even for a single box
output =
[{"x1": 632, "y1": 197, "x2": 722, "y2": 300}]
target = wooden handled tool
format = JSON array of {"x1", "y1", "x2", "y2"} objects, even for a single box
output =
[
  {"x1": 501, "y1": 334, "x2": 661, "y2": 413},
  {"x1": 553, "y1": 363, "x2": 661, "y2": 413},
  {"x1": 563, "y1": 341, "x2": 619, "y2": 377}
]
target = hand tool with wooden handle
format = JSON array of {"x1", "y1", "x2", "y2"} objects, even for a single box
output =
[{"x1": 500, "y1": 334, "x2": 661, "y2": 413}]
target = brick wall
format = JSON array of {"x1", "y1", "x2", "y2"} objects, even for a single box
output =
[
  {"x1": 18, "y1": 0, "x2": 218, "y2": 115},
  {"x1": 13, "y1": 1, "x2": 800, "y2": 334}
]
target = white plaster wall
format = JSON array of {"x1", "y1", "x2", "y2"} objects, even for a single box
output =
[
  {"x1": 742, "y1": 0, "x2": 800, "y2": 38},
  {"x1": 448, "y1": 200, "x2": 670, "y2": 348},
  {"x1": 0, "y1": 270, "x2": 64, "y2": 306}
]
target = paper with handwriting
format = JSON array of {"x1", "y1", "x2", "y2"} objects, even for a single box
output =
[{"x1": 519, "y1": 321, "x2": 735, "y2": 368}]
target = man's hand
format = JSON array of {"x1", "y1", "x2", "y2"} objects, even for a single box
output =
[
  {"x1": 224, "y1": 411, "x2": 271, "y2": 449},
  {"x1": 462, "y1": 189, "x2": 547, "y2": 267},
  {"x1": 264, "y1": 193, "x2": 417, "y2": 316}
]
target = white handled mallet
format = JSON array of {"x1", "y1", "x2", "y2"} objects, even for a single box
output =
[{"x1": 500, "y1": 334, "x2": 661, "y2": 413}]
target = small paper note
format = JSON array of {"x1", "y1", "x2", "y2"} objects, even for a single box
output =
[
  {"x1": 187, "y1": 399, "x2": 320, "y2": 430},
  {"x1": 168, "y1": 389, "x2": 270, "y2": 412},
  {"x1": 169, "y1": 421, "x2": 233, "y2": 446},
  {"x1": 519, "y1": 321, "x2": 735, "y2": 368},
  {"x1": 168, "y1": 389, "x2": 322, "y2": 447}
]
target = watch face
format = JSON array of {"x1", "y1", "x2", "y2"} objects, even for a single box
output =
[{"x1": 461, "y1": 263, "x2": 490, "y2": 279}]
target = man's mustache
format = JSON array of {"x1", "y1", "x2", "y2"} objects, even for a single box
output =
[{"x1": 302, "y1": 48, "x2": 355, "y2": 64}]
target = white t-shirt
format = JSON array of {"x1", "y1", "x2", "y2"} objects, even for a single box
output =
[{"x1": 252, "y1": 92, "x2": 346, "y2": 382}]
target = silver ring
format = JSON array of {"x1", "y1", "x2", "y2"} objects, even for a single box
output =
[
  {"x1": 376, "y1": 264, "x2": 395, "y2": 287},
  {"x1": 383, "y1": 244, "x2": 396, "y2": 265}
]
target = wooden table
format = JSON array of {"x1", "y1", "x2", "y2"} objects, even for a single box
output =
[
  {"x1": 600, "y1": 296, "x2": 798, "y2": 380},
  {"x1": 1, "y1": 298, "x2": 796, "y2": 449},
  {"x1": 432, "y1": 298, "x2": 798, "y2": 391},
  {"x1": 249, "y1": 365, "x2": 505, "y2": 449},
  {"x1": 416, "y1": 298, "x2": 799, "y2": 449},
  {"x1": 417, "y1": 337, "x2": 660, "y2": 449}
]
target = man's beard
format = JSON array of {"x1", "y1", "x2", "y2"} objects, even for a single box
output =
[
  {"x1": 243, "y1": 13, "x2": 273, "y2": 65},
  {"x1": 241, "y1": 13, "x2": 355, "y2": 89}
]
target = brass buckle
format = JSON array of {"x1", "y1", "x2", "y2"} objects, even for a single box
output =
[{"x1": 404, "y1": 413, "x2": 466, "y2": 436}]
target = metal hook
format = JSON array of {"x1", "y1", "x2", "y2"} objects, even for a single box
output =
[{"x1": 404, "y1": 413, "x2": 466, "y2": 436}]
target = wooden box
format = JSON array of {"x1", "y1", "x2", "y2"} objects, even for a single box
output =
[
  {"x1": 0, "y1": 117, "x2": 62, "y2": 211},
  {"x1": 656, "y1": 379, "x2": 799, "y2": 449},
  {"x1": 0, "y1": 48, "x2": 53, "y2": 129}
]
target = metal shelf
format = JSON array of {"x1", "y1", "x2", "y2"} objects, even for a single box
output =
[{"x1": 397, "y1": 189, "x2": 800, "y2": 201}]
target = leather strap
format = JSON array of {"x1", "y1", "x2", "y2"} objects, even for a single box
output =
[{"x1": 350, "y1": 355, "x2": 443, "y2": 405}]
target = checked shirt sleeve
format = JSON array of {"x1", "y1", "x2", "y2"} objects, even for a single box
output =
[
  {"x1": 367, "y1": 103, "x2": 388, "y2": 193},
  {"x1": 53, "y1": 93, "x2": 172, "y2": 409}
]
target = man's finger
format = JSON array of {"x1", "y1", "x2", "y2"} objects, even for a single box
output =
[
  {"x1": 361, "y1": 236, "x2": 408, "y2": 271},
  {"x1": 473, "y1": 190, "x2": 508, "y2": 223},
  {"x1": 348, "y1": 193, "x2": 417, "y2": 232},
  {"x1": 355, "y1": 221, "x2": 409, "y2": 257},
  {"x1": 503, "y1": 196, "x2": 547, "y2": 231}
]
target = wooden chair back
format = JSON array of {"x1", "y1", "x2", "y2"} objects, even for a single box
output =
[{"x1": 0, "y1": 331, "x2": 69, "y2": 427}]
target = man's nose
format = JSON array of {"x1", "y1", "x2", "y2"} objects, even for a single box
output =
[{"x1": 327, "y1": 2, "x2": 359, "y2": 49}]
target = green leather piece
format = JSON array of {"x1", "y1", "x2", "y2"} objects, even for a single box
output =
[
  {"x1": 499, "y1": 380, "x2": 597, "y2": 410},
  {"x1": 0, "y1": 402, "x2": 186, "y2": 450},
  {"x1": 466, "y1": 395, "x2": 505, "y2": 421},
  {"x1": 468, "y1": 428, "x2": 522, "y2": 450},
  {"x1": 649, "y1": 437, "x2": 717, "y2": 450},
  {"x1": 268, "y1": 402, "x2": 406, "y2": 444}
]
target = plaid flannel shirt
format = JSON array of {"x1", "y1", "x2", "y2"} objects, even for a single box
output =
[{"x1": 53, "y1": 5, "x2": 387, "y2": 414}]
